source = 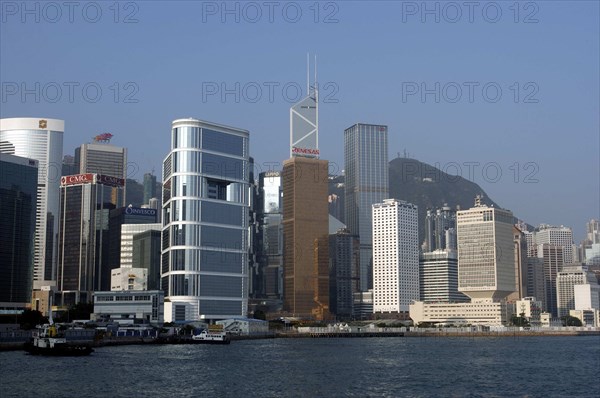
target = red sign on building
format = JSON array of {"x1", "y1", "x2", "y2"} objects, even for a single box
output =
[
  {"x1": 61, "y1": 173, "x2": 95, "y2": 186},
  {"x1": 97, "y1": 174, "x2": 125, "y2": 187}
]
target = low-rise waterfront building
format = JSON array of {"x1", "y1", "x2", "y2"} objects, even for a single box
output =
[
  {"x1": 92, "y1": 290, "x2": 164, "y2": 325},
  {"x1": 569, "y1": 309, "x2": 597, "y2": 327},
  {"x1": 215, "y1": 318, "x2": 269, "y2": 335},
  {"x1": 514, "y1": 297, "x2": 542, "y2": 326},
  {"x1": 409, "y1": 301, "x2": 511, "y2": 326}
]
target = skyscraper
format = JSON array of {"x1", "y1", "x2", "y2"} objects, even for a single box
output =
[
  {"x1": 256, "y1": 171, "x2": 283, "y2": 300},
  {"x1": 456, "y1": 198, "x2": 516, "y2": 301},
  {"x1": 162, "y1": 118, "x2": 249, "y2": 321},
  {"x1": 132, "y1": 229, "x2": 162, "y2": 291},
  {"x1": 0, "y1": 117, "x2": 63, "y2": 283},
  {"x1": 535, "y1": 225, "x2": 575, "y2": 265},
  {"x1": 108, "y1": 206, "x2": 159, "y2": 283},
  {"x1": 282, "y1": 58, "x2": 330, "y2": 320},
  {"x1": 538, "y1": 244, "x2": 564, "y2": 316},
  {"x1": 75, "y1": 141, "x2": 127, "y2": 206},
  {"x1": 329, "y1": 228, "x2": 360, "y2": 318},
  {"x1": 419, "y1": 250, "x2": 468, "y2": 303},
  {"x1": 119, "y1": 223, "x2": 161, "y2": 267},
  {"x1": 423, "y1": 205, "x2": 457, "y2": 252},
  {"x1": 282, "y1": 157, "x2": 330, "y2": 319},
  {"x1": 143, "y1": 172, "x2": 157, "y2": 204},
  {"x1": 344, "y1": 123, "x2": 389, "y2": 291},
  {"x1": 57, "y1": 173, "x2": 124, "y2": 305},
  {"x1": 372, "y1": 199, "x2": 419, "y2": 316},
  {"x1": 0, "y1": 154, "x2": 38, "y2": 310},
  {"x1": 510, "y1": 225, "x2": 529, "y2": 300}
]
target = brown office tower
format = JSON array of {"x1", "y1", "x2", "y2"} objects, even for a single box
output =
[{"x1": 282, "y1": 157, "x2": 330, "y2": 320}]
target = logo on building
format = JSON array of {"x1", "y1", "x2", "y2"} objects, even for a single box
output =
[
  {"x1": 125, "y1": 207, "x2": 157, "y2": 216},
  {"x1": 61, "y1": 173, "x2": 95, "y2": 186},
  {"x1": 97, "y1": 174, "x2": 125, "y2": 187},
  {"x1": 39, "y1": 119, "x2": 47, "y2": 129},
  {"x1": 292, "y1": 147, "x2": 320, "y2": 157}
]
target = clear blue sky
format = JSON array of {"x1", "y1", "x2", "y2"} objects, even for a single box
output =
[{"x1": 1, "y1": 1, "x2": 598, "y2": 241}]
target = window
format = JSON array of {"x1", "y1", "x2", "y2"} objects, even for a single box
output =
[{"x1": 202, "y1": 128, "x2": 245, "y2": 156}]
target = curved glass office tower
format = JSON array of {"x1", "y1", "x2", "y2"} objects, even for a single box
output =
[
  {"x1": 0, "y1": 118, "x2": 64, "y2": 282},
  {"x1": 162, "y1": 119, "x2": 249, "y2": 321}
]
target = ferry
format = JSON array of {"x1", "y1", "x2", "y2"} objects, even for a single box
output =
[{"x1": 191, "y1": 330, "x2": 231, "y2": 345}]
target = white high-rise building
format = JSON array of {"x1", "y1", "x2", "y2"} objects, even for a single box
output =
[
  {"x1": 0, "y1": 118, "x2": 64, "y2": 282},
  {"x1": 586, "y1": 219, "x2": 599, "y2": 245},
  {"x1": 556, "y1": 265, "x2": 599, "y2": 318},
  {"x1": 456, "y1": 199, "x2": 515, "y2": 302},
  {"x1": 372, "y1": 199, "x2": 419, "y2": 314},
  {"x1": 162, "y1": 118, "x2": 250, "y2": 322},
  {"x1": 535, "y1": 225, "x2": 575, "y2": 265}
]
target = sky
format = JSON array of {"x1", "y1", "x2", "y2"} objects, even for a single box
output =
[{"x1": 1, "y1": 0, "x2": 598, "y2": 242}]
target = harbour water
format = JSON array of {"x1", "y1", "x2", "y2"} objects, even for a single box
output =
[{"x1": 1, "y1": 336, "x2": 599, "y2": 397}]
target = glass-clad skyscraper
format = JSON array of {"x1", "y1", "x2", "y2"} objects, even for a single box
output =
[
  {"x1": 0, "y1": 118, "x2": 64, "y2": 283},
  {"x1": 0, "y1": 154, "x2": 38, "y2": 309},
  {"x1": 162, "y1": 118, "x2": 249, "y2": 321},
  {"x1": 344, "y1": 123, "x2": 389, "y2": 291}
]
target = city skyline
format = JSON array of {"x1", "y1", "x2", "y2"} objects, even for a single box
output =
[{"x1": 1, "y1": 2, "x2": 598, "y2": 242}]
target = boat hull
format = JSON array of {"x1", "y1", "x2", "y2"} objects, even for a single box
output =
[{"x1": 24, "y1": 341, "x2": 94, "y2": 356}]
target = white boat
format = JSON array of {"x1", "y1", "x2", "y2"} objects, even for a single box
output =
[{"x1": 191, "y1": 330, "x2": 230, "y2": 344}]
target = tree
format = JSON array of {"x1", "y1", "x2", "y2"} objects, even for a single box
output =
[
  {"x1": 561, "y1": 316, "x2": 582, "y2": 327},
  {"x1": 19, "y1": 309, "x2": 48, "y2": 330},
  {"x1": 253, "y1": 310, "x2": 266, "y2": 320},
  {"x1": 511, "y1": 312, "x2": 530, "y2": 327},
  {"x1": 55, "y1": 302, "x2": 94, "y2": 323}
]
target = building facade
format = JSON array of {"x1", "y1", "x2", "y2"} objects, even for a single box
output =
[
  {"x1": 57, "y1": 173, "x2": 124, "y2": 305},
  {"x1": 344, "y1": 123, "x2": 389, "y2": 291},
  {"x1": 456, "y1": 199, "x2": 516, "y2": 301},
  {"x1": 132, "y1": 229, "x2": 162, "y2": 291},
  {"x1": 282, "y1": 157, "x2": 330, "y2": 319},
  {"x1": 0, "y1": 154, "x2": 38, "y2": 310},
  {"x1": 538, "y1": 244, "x2": 564, "y2": 316},
  {"x1": 162, "y1": 118, "x2": 249, "y2": 321},
  {"x1": 423, "y1": 205, "x2": 457, "y2": 252},
  {"x1": 372, "y1": 199, "x2": 419, "y2": 315},
  {"x1": 120, "y1": 223, "x2": 161, "y2": 267},
  {"x1": 410, "y1": 301, "x2": 510, "y2": 326},
  {"x1": 111, "y1": 267, "x2": 148, "y2": 291},
  {"x1": 556, "y1": 265, "x2": 598, "y2": 318},
  {"x1": 535, "y1": 225, "x2": 575, "y2": 265},
  {"x1": 255, "y1": 171, "x2": 283, "y2": 300},
  {"x1": 75, "y1": 142, "x2": 127, "y2": 206},
  {"x1": 0, "y1": 117, "x2": 64, "y2": 283},
  {"x1": 515, "y1": 297, "x2": 542, "y2": 326},
  {"x1": 108, "y1": 207, "x2": 158, "y2": 284},
  {"x1": 93, "y1": 290, "x2": 164, "y2": 325},
  {"x1": 329, "y1": 229, "x2": 360, "y2": 318},
  {"x1": 419, "y1": 249, "x2": 468, "y2": 303},
  {"x1": 510, "y1": 225, "x2": 528, "y2": 301},
  {"x1": 143, "y1": 172, "x2": 157, "y2": 204}
]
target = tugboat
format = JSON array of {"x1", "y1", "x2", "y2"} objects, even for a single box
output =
[
  {"x1": 191, "y1": 330, "x2": 230, "y2": 345},
  {"x1": 24, "y1": 303, "x2": 94, "y2": 356}
]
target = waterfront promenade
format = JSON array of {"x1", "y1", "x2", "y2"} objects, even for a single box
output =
[{"x1": 2, "y1": 326, "x2": 599, "y2": 351}]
